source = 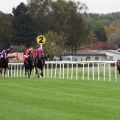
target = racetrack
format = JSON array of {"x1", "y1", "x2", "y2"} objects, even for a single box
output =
[{"x1": 0, "y1": 78, "x2": 120, "y2": 120}]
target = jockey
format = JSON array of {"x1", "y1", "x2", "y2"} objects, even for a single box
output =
[
  {"x1": 0, "y1": 46, "x2": 12, "y2": 59},
  {"x1": 24, "y1": 47, "x2": 35, "y2": 64},
  {"x1": 35, "y1": 48, "x2": 45, "y2": 58},
  {"x1": 34, "y1": 47, "x2": 45, "y2": 66},
  {"x1": 24, "y1": 47, "x2": 35, "y2": 59}
]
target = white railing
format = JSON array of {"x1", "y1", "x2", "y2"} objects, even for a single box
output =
[{"x1": 3, "y1": 61, "x2": 118, "y2": 81}]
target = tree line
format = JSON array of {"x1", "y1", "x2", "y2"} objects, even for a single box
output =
[{"x1": 0, "y1": 0, "x2": 120, "y2": 57}]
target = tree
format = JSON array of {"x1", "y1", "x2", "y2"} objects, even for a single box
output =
[
  {"x1": 49, "y1": 0, "x2": 88, "y2": 53},
  {"x1": 0, "y1": 11, "x2": 13, "y2": 48},
  {"x1": 89, "y1": 41, "x2": 117, "y2": 50},
  {"x1": 105, "y1": 20, "x2": 120, "y2": 44},
  {"x1": 28, "y1": 0, "x2": 52, "y2": 35},
  {"x1": 44, "y1": 31, "x2": 66, "y2": 59},
  {"x1": 28, "y1": 0, "x2": 88, "y2": 53},
  {"x1": 90, "y1": 21, "x2": 107, "y2": 42},
  {"x1": 12, "y1": 2, "x2": 35, "y2": 47}
]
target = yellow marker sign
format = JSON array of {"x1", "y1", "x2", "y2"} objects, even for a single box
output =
[{"x1": 36, "y1": 35, "x2": 46, "y2": 45}]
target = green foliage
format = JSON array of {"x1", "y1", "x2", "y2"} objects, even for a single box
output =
[
  {"x1": 90, "y1": 21, "x2": 107, "y2": 42},
  {"x1": 1, "y1": 1, "x2": 120, "y2": 51},
  {"x1": 87, "y1": 12, "x2": 120, "y2": 24},
  {"x1": 44, "y1": 31, "x2": 66, "y2": 59},
  {"x1": 28, "y1": 0, "x2": 52, "y2": 34},
  {"x1": 49, "y1": 0, "x2": 88, "y2": 51},
  {"x1": 0, "y1": 12, "x2": 13, "y2": 48},
  {"x1": 12, "y1": 2, "x2": 35, "y2": 47},
  {"x1": 86, "y1": 12, "x2": 120, "y2": 45},
  {"x1": 105, "y1": 20, "x2": 120, "y2": 44},
  {"x1": 28, "y1": 0, "x2": 88, "y2": 53}
]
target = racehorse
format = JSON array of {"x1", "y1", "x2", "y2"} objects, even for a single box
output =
[
  {"x1": 117, "y1": 59, "x2": 120, "y2": 74},
  {"x1": 24, "y1": 54, "x2": 34, "y2": 78},
  {"x1": 0, "y1": 58, "x2": 11, "y2": 77},
  {"x1": 34, "y1": 56, "x2": 45, "y2": 78}
]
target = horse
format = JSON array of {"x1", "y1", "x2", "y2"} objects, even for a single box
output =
[
  {"x1": 34, "y1": 56, "x2": 45, "y2": 78},
  {"x1": 24, "y1": 54, "x2": 34, "y2": 78},
  {"x1": 117, "y1": 59, "x2": 120, "y2": 74},
  {"x1": 0, "y1": 57, "x2": 11, "y2": 77}
]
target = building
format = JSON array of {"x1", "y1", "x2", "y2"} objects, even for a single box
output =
[
  {"x1": 62, "y1": 50, "x2": 120, "y2": 61},
  {"x1": 99, "y1": 50, "x2": 120, "y2": 61}
]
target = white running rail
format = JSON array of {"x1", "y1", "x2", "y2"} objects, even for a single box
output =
[{"x1": 3, "y1": 61, "x2": 118, "y2": 81}]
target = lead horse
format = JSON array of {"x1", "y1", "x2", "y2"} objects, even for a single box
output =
[{"x1": 34, "y1": 56, "x2": 45, "y2": 78}]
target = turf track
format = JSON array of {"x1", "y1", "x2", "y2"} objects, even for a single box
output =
[{"x1": 0, "y1": 78, "x2": 120, "y2": 120}]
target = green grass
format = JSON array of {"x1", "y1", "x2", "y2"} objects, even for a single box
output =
[{"x1": 0, "y1": 78, "x2": 120, "y2": 120}]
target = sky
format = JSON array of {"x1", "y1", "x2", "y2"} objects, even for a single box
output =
[{"x1": 0, "y1": 0, "x2": 120, "y2": 14}]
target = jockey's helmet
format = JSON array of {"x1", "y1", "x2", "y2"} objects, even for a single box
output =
[
  {"x1": 28, "y1": 47, "x2": 33, "y2": 51},
  {"x1": 38, "y1": 48, "x2": 43, "y2": 51}
]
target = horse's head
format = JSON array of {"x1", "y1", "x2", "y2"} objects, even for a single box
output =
[
  {"x1": 117, "y1": 59, "x2": 120, "y2": 67},
  {"x1": 26, "y1": 53, "x2": 34, "y2": 63}
]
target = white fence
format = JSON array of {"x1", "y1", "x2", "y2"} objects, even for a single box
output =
[{"x1": 4, "y1": 61, "x2": 118, "y2": 81}]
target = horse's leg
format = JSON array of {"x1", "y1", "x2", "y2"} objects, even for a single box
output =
[
  {"x1": 40, "y1": 63, "x2": 45, "y2": 77},
  {"x1": 29, "y1": 68, "x2": 32, "y2": 78},
  {"x1": 40, "y1": 67, "x2": 43, "y2": 77},
  {"x1": 0, "y1": 68, "x2": 2, "y2": 76},
  {"x1": 28, "y1": 69, "x2": 31, "y2": 78},
  {"x1": 8, "y1": 66, "x2": 11, "y2": 77},
  {"x1": 117, "y1": 67, "x2": 120, "y2": 74},
  {"x1": 4, "y1": 68, "x2": 6, "y2": 77},
  {"x1": 0, "y1": 67, "x2": 2, "y2": 73},
  {"x1": 28, "y1": 69, "x2": 30, "y2": 78},
  {"x1": 25, "y1": 68, "x2": 27, "y2": 77},
  {"x1": 35, "y1": 66, "x2": 39, "y2": 78}
]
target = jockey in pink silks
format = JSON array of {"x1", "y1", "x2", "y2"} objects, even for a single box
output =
[
  {"x1": 35, "y1": 48, "x2": 45, "y2": 58},
  {"x1": 34, "y1": 48, "x2": 45, "y2": 65},
  {"x1": 24, "y1": 47, "x2": 35, "y2": 60}
]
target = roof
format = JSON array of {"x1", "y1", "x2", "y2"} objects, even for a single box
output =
[{"x1": 63, "y1": 50, "x2": 106, "y2": 56}]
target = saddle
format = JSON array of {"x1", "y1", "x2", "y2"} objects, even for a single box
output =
[
  {"x1": 0, "y1": 57, "x2": 8, "y2": 62},
  {"x1": 34, "y1": 56, "x2": 45, "y2": 65},
  {"x1": 24, "y1": 55, "x2": 34, "y2": 65}
]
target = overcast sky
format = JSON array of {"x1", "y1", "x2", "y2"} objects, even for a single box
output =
[{"x1": 0, "y1": 0, "x2": 120, "y2": 14}]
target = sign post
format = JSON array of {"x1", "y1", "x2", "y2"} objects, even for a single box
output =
[{"x1": 36, "y1": 35, "x2": 46, "y2": 48}]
